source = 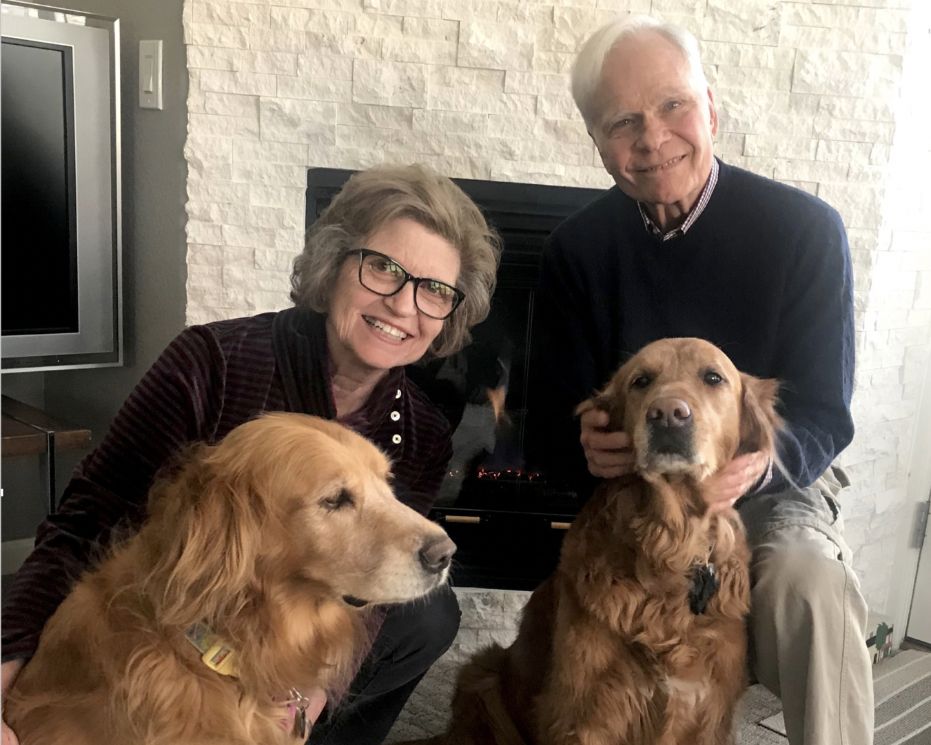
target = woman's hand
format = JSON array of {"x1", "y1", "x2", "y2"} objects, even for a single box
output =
[
  {"x1": 579, "y1": 408, "x2": 636, "y2": 479},
  {"x1": 2, "y1": 659, "x2": 24, "y2": 745},
  {"x1": 702, "y1": 451, "x2": 769, "y2": 513}
]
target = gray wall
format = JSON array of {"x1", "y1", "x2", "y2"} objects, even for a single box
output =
[{"x1": 2, "y1": 0, "x2": 188, "y2": 542}]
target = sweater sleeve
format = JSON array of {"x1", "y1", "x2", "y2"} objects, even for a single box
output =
[
  {"x1": 1, "y1": 327, "x2": 226, "y2": 661},
  {"x1": 767, "y1": 205, "x2": 855, "y2": 491}
]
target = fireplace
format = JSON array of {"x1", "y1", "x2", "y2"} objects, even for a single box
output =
[{"x1": 307, "y1": 169, "x2": 604, "y2": 589}]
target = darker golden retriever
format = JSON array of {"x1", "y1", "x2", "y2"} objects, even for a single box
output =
[
  {"x1": 403, "y1": 337, "x2": 781, "y2": 745},
  {"x1": 6, "y1": 413, "x2": 456, "y2": 745}
]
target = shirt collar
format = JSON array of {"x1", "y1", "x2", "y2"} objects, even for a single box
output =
[{"x1": 637, "y1": 158, "x2": 719, "y2": 241}]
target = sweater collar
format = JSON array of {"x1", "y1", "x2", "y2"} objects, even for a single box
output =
[
  {"x1": 271, "y1": 307, "x2": 336, "y2": 419},
  {"x1": 272, "y1": 307, "x2": 407, "y2": 436}
]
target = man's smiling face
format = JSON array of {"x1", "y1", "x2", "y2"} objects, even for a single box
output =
[{"x1": 590, "y1": 30, "x2": 718, "y2": 227}]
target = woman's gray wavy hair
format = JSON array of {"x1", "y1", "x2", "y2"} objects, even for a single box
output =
[
  {"x1": 291, "y1": 163, "x2": 502, "y2": 358},
  {"x1": 571, "y1": 15, "x2": 709, "y2": 131}
]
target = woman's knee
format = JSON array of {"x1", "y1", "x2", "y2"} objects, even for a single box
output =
[
  {"x1": 382, "y1": 583, "x2": 461, "y2": 663},
  {"x1": 416, "y1": 583, "x2": 462, "y2": 659}
]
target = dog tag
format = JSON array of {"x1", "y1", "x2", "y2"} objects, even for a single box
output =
[
  {"x1": 202, "y1": 640, "x2": 239, "y2": 677},
  {"x1": 184, "y1": 623, "x2": 239, "y2": 677},
  {"x1": 286, "y1": 688, "x2": 310, "y2": 740},
  {"x1": 688, "y1": 562, "x2": 719, "y2": 615},
  {"x1": 291, "y1": 704, "x2": 308, "y2": 739}
]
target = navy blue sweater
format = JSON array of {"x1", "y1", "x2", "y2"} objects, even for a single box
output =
[{"x1": 528, "y1": 159, "x2": 855, "y2": 495}]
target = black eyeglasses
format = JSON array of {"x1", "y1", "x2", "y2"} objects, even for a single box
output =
[{"x1": 351, "y1": 248, "x2": 465, "y2": 320}]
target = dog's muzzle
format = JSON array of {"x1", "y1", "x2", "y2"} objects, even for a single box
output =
[
  {"x1": 646, "y1": 396, "x2": 694, "y2": 460},
  {"x1": 419, "y1": 535, "x2": 457, "y2": 575}
]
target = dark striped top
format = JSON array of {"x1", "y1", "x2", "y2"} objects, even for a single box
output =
[{"x1": 2, "y1": 311, "x2": 453, "y2": 661}]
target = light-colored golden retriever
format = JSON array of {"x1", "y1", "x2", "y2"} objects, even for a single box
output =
[
  {"x1": 6, "y1": 413, "x2": 456, "y2": 745},
  {"x1": 403, "y1": 338, "x2": 781, "y2": 745}
]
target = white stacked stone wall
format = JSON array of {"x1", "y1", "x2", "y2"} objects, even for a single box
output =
[{"x1": 182, "y1": 0, "x2": 931, "y2": 627}]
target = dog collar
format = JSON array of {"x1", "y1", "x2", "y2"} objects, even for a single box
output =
[
  {"x1": 688, "y1": 562, "x2": 719, "y2": 615},
  {"x1": 184, "y1": 622, "x2": 240, "y2": 677},
  {"x1": 184, "y1": 623, "x2": 313, "y2": 738}
]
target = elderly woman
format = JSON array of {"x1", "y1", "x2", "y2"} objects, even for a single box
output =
[{"x1": 1, "y1": 164, "x2": 502, "y2": 745}]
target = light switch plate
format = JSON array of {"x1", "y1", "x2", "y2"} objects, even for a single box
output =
[{"x1": 139, "y1": 40, "x2": 163, "y2": 110}]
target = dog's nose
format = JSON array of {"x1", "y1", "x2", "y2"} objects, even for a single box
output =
[
  {"x1": 647, "y1": 397, "x2": 692, "y2": 428},
  {"x1": 419, "y1": 535, "x2": 457, "y2": 574}
]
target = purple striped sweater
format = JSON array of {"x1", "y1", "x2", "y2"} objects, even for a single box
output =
[{"x1": 2, "y1": 311, "x2": 453, "y2": 661}]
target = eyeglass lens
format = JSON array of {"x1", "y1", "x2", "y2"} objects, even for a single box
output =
[{"x1": 359, "y1": 251, "x2": 460, "y2": 319}]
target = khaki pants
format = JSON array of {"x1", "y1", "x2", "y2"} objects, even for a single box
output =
[{"x1": 736, "y1": 467, "x2": 874, "y2": 745}]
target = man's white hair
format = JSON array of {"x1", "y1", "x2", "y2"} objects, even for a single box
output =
[{"x1": 570, "y1": 15, "x2": 710, "y2": 131}]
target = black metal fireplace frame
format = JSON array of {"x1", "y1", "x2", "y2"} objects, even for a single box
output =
[{"x1": 307, "y1": 168, "x2": 604, "y2": 589}]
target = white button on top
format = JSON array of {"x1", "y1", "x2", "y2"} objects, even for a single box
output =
[
  {"x1": 391, "y1": 434, "x2": 402, "y2": 445},
  {"x1": 390, "y1": 411, "x2": 400, "y2": 422},
  {"x1": 395, "y1": 389, "x2": 402, "y2": 399}
]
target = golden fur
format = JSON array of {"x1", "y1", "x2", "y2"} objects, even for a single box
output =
[
  {"x1": 6, "y1": 413, "x2": 455, "y2": 745},
  {"x1": 403, "y1": 338, "x2": 782, "y2": 745}
]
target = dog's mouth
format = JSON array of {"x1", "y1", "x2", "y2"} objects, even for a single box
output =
[
  {"x1": 640, "y1": 452, "x2": 698, "y2": 475},
  {"x1": 647, "y1": 426, "x2": 694, "y2": 460},
  {"x1": 638, "y1": 424, "x2": 704, "y2": 477},
  {"x1": 342, "y1": 595, "x2": 369, "y2": 608}
]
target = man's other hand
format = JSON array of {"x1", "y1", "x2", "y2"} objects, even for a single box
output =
[{"x1": 703, "y1": 451, "x2": 769, "y2": 513}]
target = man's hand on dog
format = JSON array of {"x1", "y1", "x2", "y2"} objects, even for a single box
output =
[
  {"x1": 703, "y1": 452, "x2": 769, "y2": 512},
  {"x1": 580, "y1": 408, "x2": 769, "y2": 512},
  {"x1": 580, "y1": 408, "x2": 636, "y2": 479}
]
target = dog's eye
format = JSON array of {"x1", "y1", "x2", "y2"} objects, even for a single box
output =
[
  {"x1": 703, "y1": 370, "x2": 724, "y2": 386},
  {"x1": 630, "y1": 374, "x2": 652, "y2": 390},
  {"x1": 322, "y1": 490, "x2": 354, "y2": 511}
]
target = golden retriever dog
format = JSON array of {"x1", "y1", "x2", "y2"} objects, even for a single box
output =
[
  {"x1": 403, "y1": 338, "x2": 781, "y2": 745},
  {"x1": 6, "y1": 413, "x2": 456, "y2": 745}
]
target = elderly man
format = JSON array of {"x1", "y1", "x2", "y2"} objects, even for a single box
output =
[{"x1": 528, "y1": 15, "x2": 872, "y2": 745}]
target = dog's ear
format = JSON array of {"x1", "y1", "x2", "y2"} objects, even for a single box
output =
[
  {"x1": 574, "y1": 376, "x2": 625, "y2": 430},
  {"x1": 738, "y1": 374, "x2": 783, "y2": 458},
  {"x1": 143, "y1": 443, "x2": 266, "y2": 628}
]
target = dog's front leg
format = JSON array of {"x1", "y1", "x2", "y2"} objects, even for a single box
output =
[
  {"x1": 535, "y1": 616, "x2": 663, "y2": 745},
  {"x1": 536, "y1": 675, "x2": 663, "y2": 745}
]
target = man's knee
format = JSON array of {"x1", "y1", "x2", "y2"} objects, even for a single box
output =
[{"x1": 751, "y1": 529, "x2": 863, "y2": 627}]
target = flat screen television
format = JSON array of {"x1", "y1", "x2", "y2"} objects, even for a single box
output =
[{"x1": 1, "y1": 2, "x2": 122, "y2": 373}]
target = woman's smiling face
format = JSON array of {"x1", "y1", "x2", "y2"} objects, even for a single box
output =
[{"x1": 326, "y1": 216, "x2": 461, "y2": 375}]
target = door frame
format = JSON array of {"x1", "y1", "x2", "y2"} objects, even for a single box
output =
[{"x1": 905, "y1": 350, "x2": 931, "y2": 645}]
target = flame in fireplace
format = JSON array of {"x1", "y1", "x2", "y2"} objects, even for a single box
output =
[
  {"x1": 486, "y1": 385, "x2": 510, "y2": 427},
  {"x1": 476, "y1": 466, "x2": 543, "y2": 481}
]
